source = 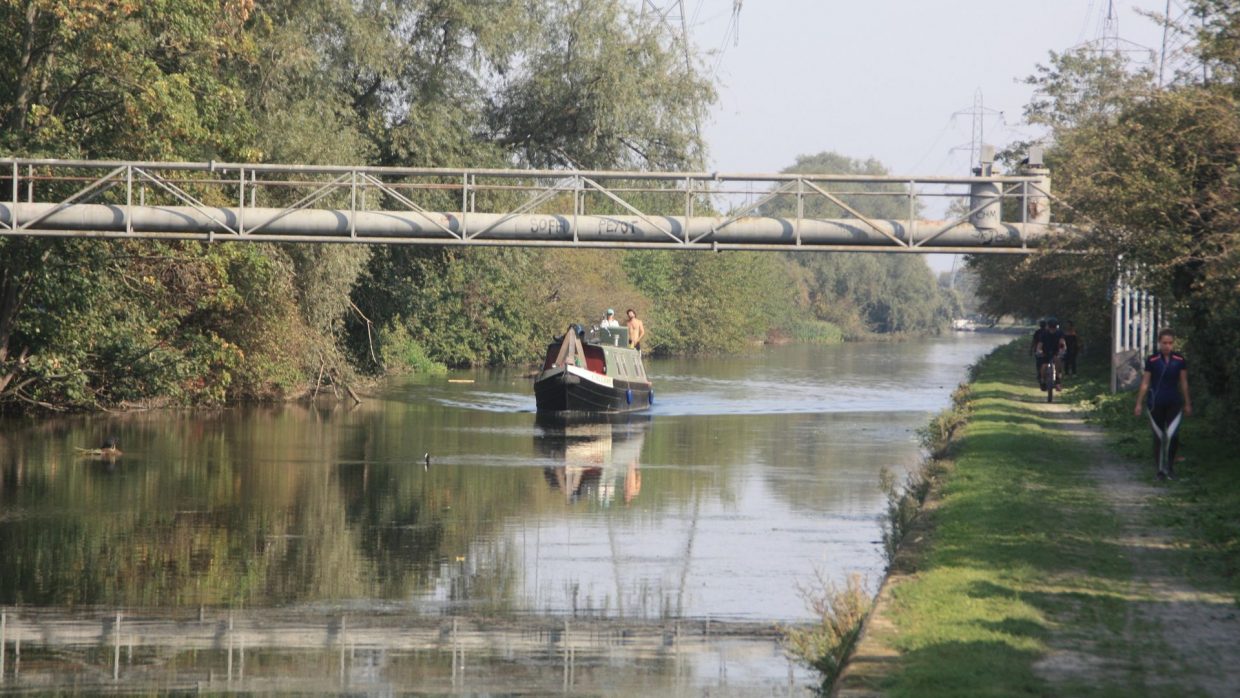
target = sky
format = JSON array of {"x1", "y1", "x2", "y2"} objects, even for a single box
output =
[{"x1": 673, "y1": 0, "x2": 1177, "y2": 272}]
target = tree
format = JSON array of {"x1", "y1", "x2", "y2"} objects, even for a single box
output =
[
  {"x1": 1021, "y1": 48, "x2": 1151, "y2": 133},
  {"x1": 487, "y1": 0, "x2": 713, "y2": 170},
  {"x1": 0, "y1": 1, "x2": 303, "y2": 412},
  {"x1": 1052, "y1": 86, "x2": 1240, "y2": 411},
  {"x1": 966, "y1": 42, "x2": 1157, "y2": 341},
  {"x1": 350, "y1": 0, "x2": 719, "y2": 368},
  {"x1": 240, "y1": 0, "x2": 404, "y2": 371},
  {"x1": 1, "y1": 0, "x2": 256, "y2": 159},
  {"x1": 762, "y1": 152, "x2": 951, "y2": 336}
]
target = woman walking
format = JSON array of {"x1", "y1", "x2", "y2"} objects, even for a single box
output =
[{"x1": 1133, "y1": 329, "x2": 1192, "y2": 480}]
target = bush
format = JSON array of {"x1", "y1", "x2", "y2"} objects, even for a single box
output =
[
  {"x1": 916, "y1": 382, "x2": 971, "y2": 458},
  {"x1": 783, "y1": 571, "x2": 873, "y2": 694},
  {"x1": 378, "y1": 319, "x2": 447, "y2": 375},
  {"x1": 788, "y1": 319, "x2": 845, "y2": 344}
]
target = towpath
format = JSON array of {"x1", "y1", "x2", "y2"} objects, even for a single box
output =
[{"x1": 835, "y1": 393, "x2": 1240, "y2": 696}]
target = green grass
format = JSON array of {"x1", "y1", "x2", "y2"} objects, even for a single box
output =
[
  {"x1": 868, "y1": 341, "x2": 1218, "y2": 697},
  {"x1": 786, "y1": 319, "x2": 846, "y2": 344}
]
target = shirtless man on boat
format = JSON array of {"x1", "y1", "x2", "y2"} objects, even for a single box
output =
[{"x1": 626, "y1": 308, "x2": 646, "y2": 350}]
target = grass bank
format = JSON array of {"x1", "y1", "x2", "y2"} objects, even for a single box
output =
[{"x1": 835, "y1": 339, "x2": 1240, "y2": 697}]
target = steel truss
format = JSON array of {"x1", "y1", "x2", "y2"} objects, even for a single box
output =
[{"x1": 1, "y1": 158, "x2": 1059, "y2": 253}]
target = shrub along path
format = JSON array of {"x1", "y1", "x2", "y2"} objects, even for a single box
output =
[{"x1": 834, "y1": 342, "x2": 1240, "y2": 697}]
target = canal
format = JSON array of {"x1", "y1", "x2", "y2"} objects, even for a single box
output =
[{"x1": 0, "y1": 332, "x2": 1009, "y2": 694}]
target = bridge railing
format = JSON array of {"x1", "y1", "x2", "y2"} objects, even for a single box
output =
[{"x1": 1, "y1": 158, "x2": 1057, "y2": 252}]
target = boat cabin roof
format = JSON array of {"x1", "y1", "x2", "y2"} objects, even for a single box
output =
[
  {"x1": 542, "y1": 324, "x2": 647, "y2": 382},
  {"x1": 585, "y1": 325, "x2": 628, "y2": 347}
]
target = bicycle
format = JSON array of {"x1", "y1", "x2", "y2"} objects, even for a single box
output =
[
  {"x1": 1037, "y1": 350, "x2": 1062, "y2": 403},
  {"x1": 1042, "y1": 356, "x2": 1056, "y2": 403}
]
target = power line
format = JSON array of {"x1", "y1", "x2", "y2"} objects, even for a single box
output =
[{"x1": 710, "y1": 1, "x2": 743, "y2": 78}]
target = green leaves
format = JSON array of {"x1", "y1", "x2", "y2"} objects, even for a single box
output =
[
  {"x1": 2, "y1": 0, "x2": 958, "y2": 411},
  {"x1": 486, "y1": 0, "x2": 713, "y2": 170},
  {"x1": 0, "y1": 0, "x2": 258, "y2": 158}
]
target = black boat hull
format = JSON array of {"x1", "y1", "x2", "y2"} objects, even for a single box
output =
[{"x1": 534, "y1": 366, "x2": 653, "y2": 414}]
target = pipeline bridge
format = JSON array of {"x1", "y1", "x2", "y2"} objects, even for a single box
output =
[{"x1": 1, "y1": 153, "x2": 1058, "y2": 253}]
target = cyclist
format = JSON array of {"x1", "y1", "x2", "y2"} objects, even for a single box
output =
[
  {"x1": 1133, "y1": 329, "x2": 1192, "y2": 480},
  {"x1": 1035, "y1": 318, "x2": 1066, "y2": 391}
]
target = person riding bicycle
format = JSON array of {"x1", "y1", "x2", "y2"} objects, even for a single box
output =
[{"x1": 1035, "y1": 317, "x2": 1067, "y2": 391}]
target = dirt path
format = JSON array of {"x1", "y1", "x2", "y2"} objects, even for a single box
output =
[
  {"x1": 1033, "y1": 402, "x2": 1240, "y2": 696},
  {"x1": 837, "y1": 398, "x2": 1240, "y2": 697}
]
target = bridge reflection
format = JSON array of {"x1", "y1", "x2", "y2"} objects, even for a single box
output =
[{"x1": 0, "y1": 608, "x2": 795, "y2": 693}]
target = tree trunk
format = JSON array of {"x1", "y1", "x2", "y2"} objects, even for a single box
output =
[
  {"x1": 8, "y1": 2, "x2": 43, "y2": 133},
  {"x1": 0, "y1": 255, "x2": 23, "y2": 363},
  {"x1": 0, "y1": 241, "x2": 49, "y2": 364}
]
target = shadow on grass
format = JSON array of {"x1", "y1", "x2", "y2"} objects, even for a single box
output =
[
  {"x1": 968, "y1": 405, "x2": 1081, "y2": 429},
  {"x1": 977, "y1": 617, "x2": 1048, "y2": 643},
  {"x1": 883, "y1": 640, "x2": 1044, "y2": 696},
  {"x1": 966, "y1": 386, "x2": 1030, "y2": 403}
]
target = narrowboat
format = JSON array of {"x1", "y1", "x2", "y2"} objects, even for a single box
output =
[{"x1": 533, "y1": 324, "x2": 654, "y2": 413}]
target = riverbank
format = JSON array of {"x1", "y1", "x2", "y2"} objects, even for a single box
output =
[{"x1": 834, "y1": 340, "x2": 1240, "y2": 697}]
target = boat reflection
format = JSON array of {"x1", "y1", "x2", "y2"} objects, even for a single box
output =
[{"x1": 534, "y1": 413, "x2": 650, "y2": 506}]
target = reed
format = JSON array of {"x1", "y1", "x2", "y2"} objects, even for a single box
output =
[{"x1": 783, "y1": 571, "x2": 873, "y2": 694}]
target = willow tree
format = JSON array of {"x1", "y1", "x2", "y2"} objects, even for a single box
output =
[
  {"x1": 353, "y1": 0, "x2": 717, "y2": 368},
  {"x1": 488, "y1": 0, "x2": 713, "y2": 170},
  {"x1": 240, "y1": 0, "x2": 407, "y2": 374},
  {"x1": 760, "y1": 152, "x2": 951, "y2": 337}
]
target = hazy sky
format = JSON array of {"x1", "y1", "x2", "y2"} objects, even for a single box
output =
[
  {"x1": 695, "y1": 0, "x2": 1171, "y2": 175},
  {"x1": 678, "y1": 1, "x2": 1174, "y2": 272}
]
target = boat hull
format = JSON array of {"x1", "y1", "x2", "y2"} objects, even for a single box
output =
[{"x1": 534, "y1": 365, "x2": 653, "y2": 414}]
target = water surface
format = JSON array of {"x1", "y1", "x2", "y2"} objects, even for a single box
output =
[{"x1": 0, "y1": 332, "x2": 1010, "y2": 693}]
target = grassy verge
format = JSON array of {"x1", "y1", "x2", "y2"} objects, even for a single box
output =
[
  {"x1": 855, "y1": 339, "x2": 1236, "y2": 697},
  {"x1": 883, "y1": 342, "x2": 1117, "y2": 695}
]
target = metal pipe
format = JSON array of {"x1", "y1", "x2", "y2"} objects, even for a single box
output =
[
  {"x1": 1112, "y1": 272, "x2": 1123, "y2": 393},
  {"x1": 9, "y1": 161, "x2": 17, "y2": 229},
  {"x1": 0, "y1": 202, "x2": 1054, "y2": 249},
  {"x1": 1024, "y1": 168, "x2": 1051, "y2": 225},
  {"x1": 0, "y1": 226, "x2": 1047, "y2": 254}
]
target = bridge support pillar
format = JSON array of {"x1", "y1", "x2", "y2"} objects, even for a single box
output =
[
  {"x1": 1020, "y1": 146, "x2": 1051, "y2": 226},
  {"x1": 969, "y1": 145, "x2": 1001, "y2": 230}
]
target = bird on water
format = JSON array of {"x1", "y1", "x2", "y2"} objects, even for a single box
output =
[{"x1": 77, "y1": 436, "x2": 122, "y2": 457}]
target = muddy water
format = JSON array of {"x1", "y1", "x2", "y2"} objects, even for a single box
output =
[{"x1": 0, "y1": 332, "x2": 1009, "y2": 693}]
